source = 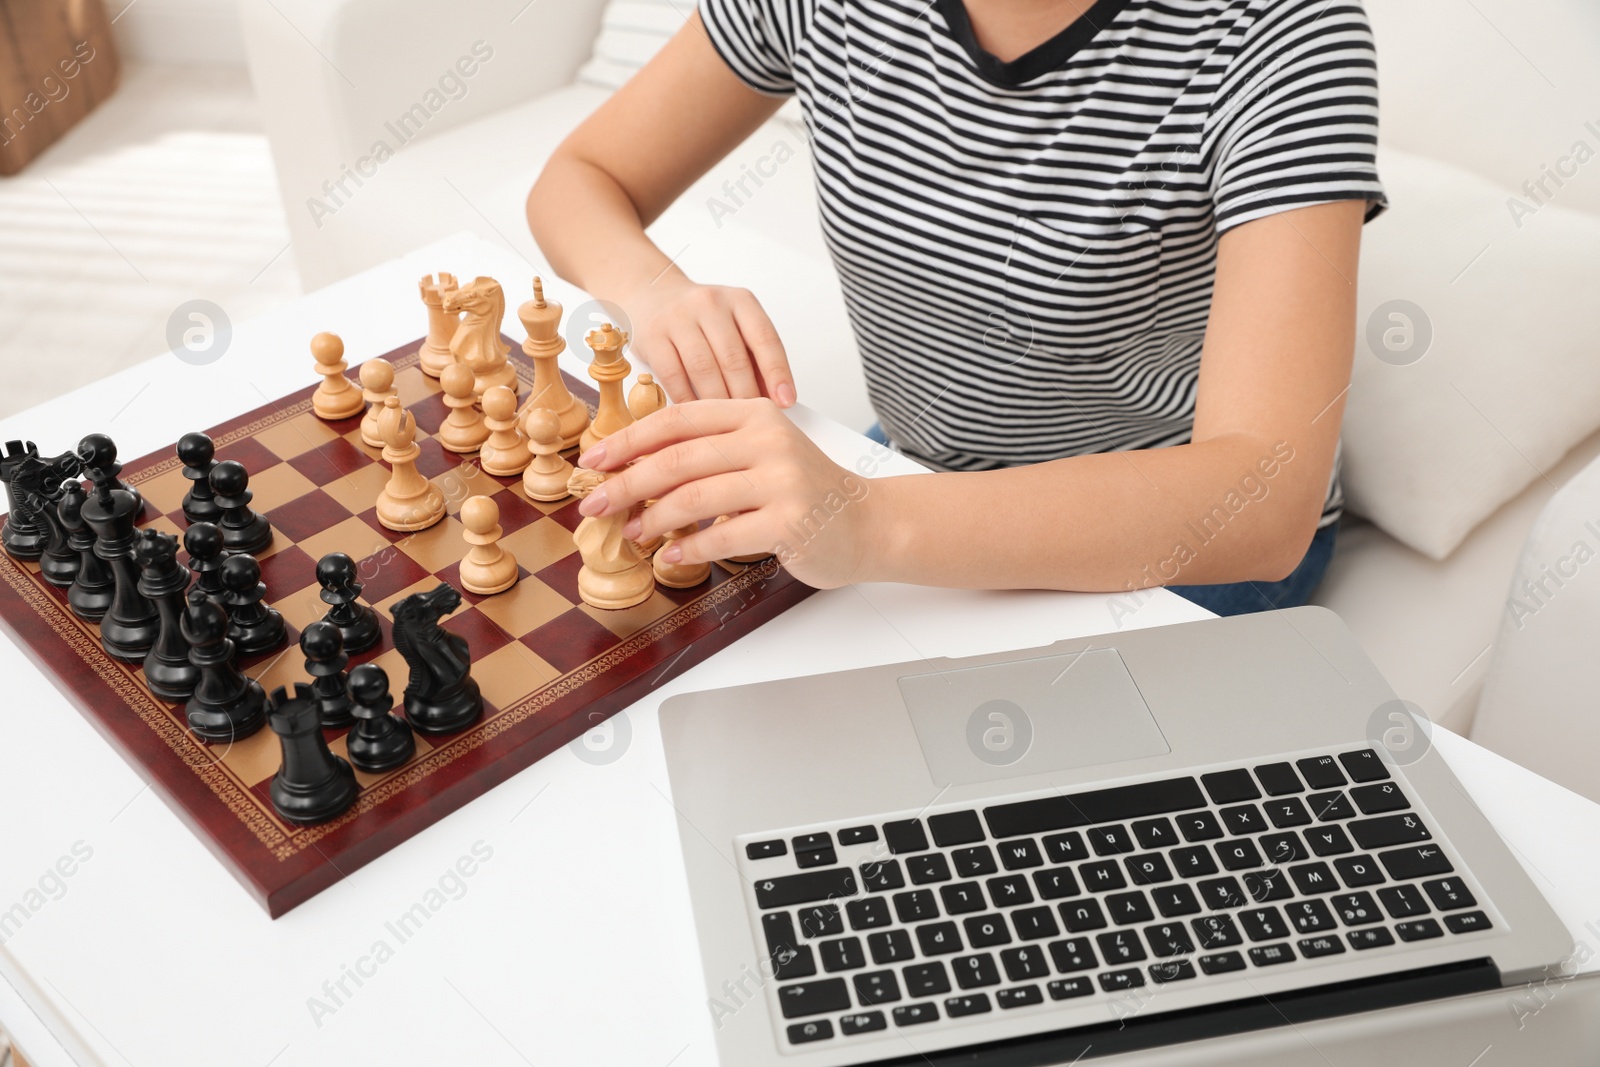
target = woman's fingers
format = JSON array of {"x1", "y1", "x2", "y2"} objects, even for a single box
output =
[
  {"x1": 731, "y1": 293, "x2": 796, "y2": 407},
  {"x1": 701, "y1": 311, "x2": 763, "y2": 400},
  {"x1": 673, "y1": 325, "x2": 731, "y2": 401},
  {"x1": 579, "y1": 399, "x2": 770, "y2": 470},
  {"x1": 627, "y1": 474, "x2": 763, "y2": 543},
  {"x1": 579, "y1": 435, "x2": 749, "y2": 516},
  {"x1": 657, "y1": 509, "x2": 768, "y2": 566}
]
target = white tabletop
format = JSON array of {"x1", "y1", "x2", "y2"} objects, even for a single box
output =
[{"x1": 1, "y1": 234, "x2": 1596, "y2": 1067}]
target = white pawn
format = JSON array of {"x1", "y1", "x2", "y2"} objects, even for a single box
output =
[
  {"x1": 479, "y1": 385, "x2": 531, "y2": 477},
  {"x1": 521, "y1": 408, "x2": 574, "y2": 502},
  {"x1": 311, "y1": 332, "x2": 365, "y2": 421},
  {"x1": 437, "y1": 362, "x2": 489, "y2": 453},
  {"x1": 459, "y1": 496, "x2": 518, "y2": 595},
  {"x1": 653, "y1": 520, "x2": 711, "y2": 588},
  {"x1": 358, "y1": 358, "x2": 396, "y2": 447}
]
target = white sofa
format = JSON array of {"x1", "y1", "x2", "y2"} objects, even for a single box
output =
[{"x1": 238, "y1": 0, "x2": 1600, "y2": 800}]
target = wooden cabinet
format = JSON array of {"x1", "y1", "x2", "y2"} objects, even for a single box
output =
[{"x1": 0, "y1": 0, "x2": 120, "y2": 175}]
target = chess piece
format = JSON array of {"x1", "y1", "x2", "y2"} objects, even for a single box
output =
[
  {"x1": 316, "y1": 552, "x2": 381, "y2": 653},
  {"x1": 418, "y1": 272, "x2": 461, "y2": 378},
  {"x1": 134, "y1": 529, "x2": 200, "y2": 701},
  {"x1": 460, "y1": 495, "x2": 518, "y2": 595},
  {"x1": 209, "y1": 460, "x2": 273, "y2": 556},
  {"x1": 715, "y1": 514, "x2": 775, "y2": 564},
  {"x1": 177, "y1": 432, "x2": 221, "y2": 525},
  {"x1": 517, "y1": 277, "x2": 590, "y2": 449},
  {"x1": 437, "y1": 362, "x2": 490, "y2": 454},
  {"x1": 60, "y1": 481, "x2": 114, "y2": 621},
  {"x1": 12, "y1": 453, "x2": 79, "y2": 587},
  {"x1": 311, "y1": 332, "x2": 366, "y2": 421},
  {"x1": 567, "y1": 468, "x2": 653, "y2": 610},
  {"x1": 375, "y1": 397, "x2": 446, "y2": 532},
  {"x1": 653, "y1": 521, "x2": 711, "y2": 588},
  {"x1": 266, "y1": 682, "x2": 359, "y2": 824},
  {"x1": 221, "y1": 553, "x2": 286, "y2": 656},
  {"x1": 300, "y1": 620, "x2": 354, "y2": 728},
  {"x1": 345, "y1": 663, "x2": 415, "y2": 773},
  {"x1": 185, "y1": 522, "x2": 228, "y2": 602},
  {"x1": 478, "y1": 386, "x2": 531, "y2": 477},
  {"x1": 521, "y1": 408, "x2": 574, "y2": 501},
  {"x1": 0, "y1": 440, "x2": 44, "y2": 560},
  {"x1": 180, "y1": 586, "x2": 267, "y2": 742},
  {"x1": 78, "y1": 434, "x2": 159, "y2": 662},
  {"x1": 389, "y1": 583, "x2": 483, "y2": 734},
  {"x1": 579, "y1": 323, "x2": 635, "y2": 453},
  {"x1": 628, "y1": 373, "x2": 666, "y2": 421},
  {"x1": 441, "y1": 277, "x2": 518, "y2": 396},
  {"x1": 358, "y1": 359, "x2": 397, "y2": 448}
]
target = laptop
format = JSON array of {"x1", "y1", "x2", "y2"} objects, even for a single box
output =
[{"x1": 659, "y1": 607, "x2": 1573, "y2": 1065}]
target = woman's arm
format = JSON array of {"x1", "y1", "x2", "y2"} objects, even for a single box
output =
[
  {"x1": 580, "y1": 198, "x2": 1366, "y2": 592},
  {"x1": 527, "y1": 14, "x2": 799, "y2": 405}
]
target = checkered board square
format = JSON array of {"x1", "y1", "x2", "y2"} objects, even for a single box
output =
[{"x1": 0, "y1": 338, "x2": 816, "y2": 917}]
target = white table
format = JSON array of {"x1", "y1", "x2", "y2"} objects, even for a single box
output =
[{"x1": 1, "y1": 234, "x2": 1597, "y2": 1067}]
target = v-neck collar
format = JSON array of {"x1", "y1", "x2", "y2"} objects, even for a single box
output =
[{"x1": 935, "y1": 0, "x2": 1134, "y2": 87}]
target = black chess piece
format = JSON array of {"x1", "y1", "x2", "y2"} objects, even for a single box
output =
[
  {"x1": 266, "y1": 682, "x2": 359, "y2": 824},
  {"x1": 299, "y1": 620, "x2": 354, "y2": 728},
  {"x1": 59, "y1": 481, "x2": 114, "y2": 621},
  {"x1": 179, "y1": 586, "x2": 266, "y2": 742},
  {"x1": 209, "y1": 460, "x2": 272, "y2": 556},
  {"x1": 184, "y1": 522, "x2": 228, "y2": 602},
  {"x1": 134, "y1": 529, "x2": 200, "y2": 702},
  {"x1": 177, "y1": 432, "x2": 221, "y2": 525},
  {"x1": 221, "y1": 553, "x2": 285, "y2": 656},
  {"x1": 78, "y1": 434, "x2": 159, "y2": 662},
  {"x1": 345, "y1": 663, "x2": 415, "y2": 773},
  {"x1": 316, "y1": 551, "x2": 380, "y2": 654},
  {"x1": 10, "y1": 454, "x2": 77, "y2": 586},
  {"x1": 0, "y1": 440, "x2": 45, "y2": 561},
  {"x1": 389, "y1": 583, "x2": 482, "y2": 734}
]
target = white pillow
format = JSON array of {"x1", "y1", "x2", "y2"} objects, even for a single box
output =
[{"x1": 1342, "y1": 146, "x2": 1600, "y2": 560}]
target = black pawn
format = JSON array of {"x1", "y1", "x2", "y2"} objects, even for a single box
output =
[
  {"x1": 185, "y1": 522, "x2": 228, "y2": 602},
  {"x1": 209, "y1": 460, "x2": 272, "y2": 556},
  {"x1": 78, "y1": 434, "x2": 159, "y2": 662},
  {"x1": 134, "y1": 529, "x2": 200, "y2": 701},
  {"x1": 221, "y1": 554, "x2": 285, "y2": 656},
  {"x1": 179, "y1": 586, "x2": 266, "y2": 743},
  {"x1": 60, "y1": 481, "x2": 114, "y2": 621},
  {"x1": 266, "y1": 682, "x2": 358, "y2": 825},
  {"x1": 1, "y1": 440, "x2": 44, "y2": 560},
  {"x1": 317, "y1": 551, "x2": 380, "y2": 654},
  {"x1": 178, "y1": 432, "x2": 221, "y2": 525},
  {"x1": 300, "y1": 620, "x2": 354, "y2": 728},
  {"x1": 346, "y1": 663, "x2": 415, "y2": 774},
  {"x1": 13, "y1": 456, "x2": 77, "y2": 586}
]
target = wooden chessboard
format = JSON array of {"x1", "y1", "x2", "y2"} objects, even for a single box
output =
[{"x1": 0, "y1": 339, "x2": 816, "y2": 917}]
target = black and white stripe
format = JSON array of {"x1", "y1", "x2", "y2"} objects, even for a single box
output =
[{"x1": 701, "y1": 0, "x2": 1385, "y2": 524}]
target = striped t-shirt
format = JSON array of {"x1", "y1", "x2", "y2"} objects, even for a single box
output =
[{"x1": 700, "y1": 0, "x2": 1386, "y2": 525}]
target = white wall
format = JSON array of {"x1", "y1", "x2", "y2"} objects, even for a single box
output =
[{"x1": 109, "y1": 0, "x2": 247, "y2": 66}]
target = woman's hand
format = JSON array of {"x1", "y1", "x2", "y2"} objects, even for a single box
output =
[
  {"x1": 575, "y1": 399, "x2": 878, "y2": 589},
  {"x1": 621, "y1": 274, "x2": 797, "y2": 407}
]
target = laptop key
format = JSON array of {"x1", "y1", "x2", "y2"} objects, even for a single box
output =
[
  {"x1": 1265, "y1": 797, "x2": 1312, "y2": 828},
  {"x1": 1011, "y1": 906, "x2": 1060, "y2": 940},
  {"x1": 1081, "y1": 860, "x2": 1128, "y2": 892},
  {"x1": 860, "y1": 859, "x2": 906, "y2": 892},
  {"x1": 907, "y1": 853, "x2": 953, "y2": 885},
  {"x1": 1125, "y1": 852, "x2": 1173, "y2": 885},
  {"x1": 1379, "y1": 845, "x2": 1453, "y2": 881},
  {"x1": 986, "y1": 874, "x2": 1033, "y2": 907},
  {"x1": 953, "y1": 953, "x2": 1001, "y2": 989},
  {"x1": 1261, "y1": 832, "x2": 1308, "y2": 865},
  {"x1": 1249, "y1": 943, "x2": 1296, "y2": 967},
  {"x1": 799, "y1": 903, "x2": 843, "y2": 937},
  {"x1": 1099, "y1": 968, "x2": 1146, "y2": 991},
  {"x1": 1308, "y1": 791, "x2": 1355, "y2": 821},
  {"x1": 1043, "y1": 831, "x2": 1089, "y2": 863},
  {"x1": 1350, "y1": 814, "x2": 1431, "y2": 850},
  {"x1": 793, "y1": 833, "x2": 832, "y2": 852},
  {"x1": 998, "y1": 838, "x2": 1045, "y2": 870},
  {"x1": 788, "y1": 1019, "x2": 834, "y2": 1044},
  {"x1": 763, "y1": 912, "x2": 817, "y2": 979},
  {"x1": 1201, "y1": 768, "x2": 1262, "y2": 803},
  {"x1": 1297, "y1": 756, "x2": 1347, "y2": 789},
  {"x1": 1339, "y1": 749, "x2": 1391, "y2": 782},
  {"x1": 1144, "y1": 922, "x2": 1195, "y2": 957},
  {"x1": 1096, "y1": 929, "x2": 1147, "y2": 964},
  {"x1": 1176, "y1": 810, "x2": 1224, "y2": 842},
  {"x1": 944, "y1": 993, "x2": 990, "y2": 1017},
  {"x1": 1333, "y1": 854, "x2": 1385, "y2": 888},
  {"x1": 928, "y1": 810, "x2": 985, "y2": 848},
  {"x1": 1396, "y1": 919, "x2": 1443, "y2": 942},
  {"x1": 1216, "y1": 839, "x2": 1263, "y2": 871},
  {"x1": 1048, "y1": 937, "x2": 1098, "y2": 972},
  {"x1": 1199, "y1": 950, "x2": 1247, "y2": 974},
  {"x1": 1423, "y1": 877, "x2": 1477, "y2": 911},
  {"x1": 778, "y1": 978, "x2": 850, "y2": 1018},
  {"x1": 1287, "y1": 862, "x2": 1339, "y2": 896},
  {"x1": 1088, "y1": 825, "x2": 1135, "y2": 855},
  {"x1": 1220, "y1": 804, "x2": 1268, "y2": 835},
  {"x1": 756, "y1": 868, "x2": 857, "y2": 909},
  {"x1": 1132, "y1": 817, "x2": 1179, "y2": 849},
  {"x1": 868, "y1": 929, "x2": 914, "y2": 965},
  {"x1": 838, "y1": 825, "x2": 879, "y2": 846},
  {"x1": 1197, "y1": 876, "x2": 1248, "y2": 911},
  {"x1": 1171, "y1": 846, "x2": 1219, "y2": 878},
  {"x1": 940, "y1": 882, "x2": 987, "y2": 915},
  {"x1": 902, "y1": 961, "x2": 951, "y2": 997},
  {"x1": 747, "y1": 839, "x2": 786, "y2": 860},
  {"x1": 997, "y1": 985, "x2": 1045, "y2": 1008},
  {"x1": 1255, "y1": 762, "x2": 1305, "y2": 796},
  {"x1": 847, "y1": 897, "x2": 891, "y2": 930},
  {"x1": 1287, "y1": 898, "x2": 1337, "y2": 934},
  {"x1": 964, "y1": 914, "x2": 1012, "y2": 948},
  {"x1": 883, "y1": 819, "x2": 930, "y2": 855},
  {"x1": 1347, "y1": 927, "x2": 1395, "y2": 950},
  {"x1": 916, "y1": 922, "x2": 963, "y2": 956},
  {"x1": 1001, "y1": 945, "x2": 1049, "y2": 980},
  {"x1": 984, "y1": 777, "x2": 1207, "y2": 839},
  {"x1": 1152, "y1": 884, "x2": 1201, "y2": 918},
  {"x1": 795, "y1": 848, "x2": 837, "y2": 869},
  {"x1": 1445, "y1": 911, "x2": 1493, "y2": 934},
  {"x1": 1239, "y1": 906, "x2": 1289, "y2": 941},
  {"x1": 1378, "y1": 884, "x2": 1430, "y2": 919},
  {"x1": 1350, "y1": 782, "x2": 1409, "y2": 814},
  {"x1": 1306, "y1": 826, "x2": 1354, "y2": 856},
  {"x1": 1149, "y1": 960, "x2": 1197, "y2": 983},
  {"x1": 820, "y1": 937, "x2": 866, "y2": 972},
  {"x1": 1107, "y1": 891, "x2": 1154, "y2": 925},
  {"x1": 893, "y1": 1003, "x2": 939, "y2": 1027},
  {"x1": 893, "y1": 890, "x2": 940, "y2": 924},
  {"x1": 1033, "y1": 867, "x2": 1081, "y2": 900},
  {"x1": 854, "y1": 969, "x2": 901, "y2": 1005},
  {"x1": 1192, "y1": 913, "x2": 1242, "y2": 949},
  {"x1": 840, "y1": 1011, "x2": 887, "y2": 1035},
  {"x1": 1059, "y1": 898, "x2": 1108, "y2": 932},
  {"x1": 1049, "y1": 976, "x2": 1095, "y2": 999},
  {"x1": 1243, "y1": 869, "x2": 1292, "y2": 903},
  {"x1": 953, "y1": 846, "x2": 999, "y2": 877},
  {"x1": 1298, "y1": 935, "x2": 1344, "y2": 958},
  {"x1": 1332, "y1": 892, "x2": 1382, "y2": 926}
]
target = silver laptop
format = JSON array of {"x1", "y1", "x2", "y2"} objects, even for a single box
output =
[{"x1": 659, "y1": 607, "x2": 1572, "y2": 1065}]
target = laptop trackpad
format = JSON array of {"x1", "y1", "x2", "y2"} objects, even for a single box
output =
[{"x1": 898, "y1": 648, "x2": 1170, "y2": 787}]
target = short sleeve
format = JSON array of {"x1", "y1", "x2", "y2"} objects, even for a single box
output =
[
  {"x1": 1208, "y1": 0, "x2": 1387, "y2": 233},
  {"x1": 699, "y1": 0, "x2": 803, "y2": 96}
]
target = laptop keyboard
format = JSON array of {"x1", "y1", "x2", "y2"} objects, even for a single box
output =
[{"x1": 738, "y1": 748, "x2": 1496, "y2": 1050}]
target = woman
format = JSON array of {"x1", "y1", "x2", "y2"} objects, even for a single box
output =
[{"x1": 526, "y1": 0, "x2": 1385, "y2": 613}]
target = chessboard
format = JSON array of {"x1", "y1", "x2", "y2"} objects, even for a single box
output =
[{"x1": 0, "y1": 337, "x2": 815, "y2": 917}]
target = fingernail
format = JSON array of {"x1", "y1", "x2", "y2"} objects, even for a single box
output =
[
  {"x1": 578, "y1": 485, "x2": 609, "y2": 516},
  {"x1": 622, "y1": 518, "x2": 642, "y2": 539},
  {"x1": 659, "y1": 543, "x2": 682, "y2": 563},
  {"x1": 577, "y1": 444, "x2": 606, "y2": 468},
  {"x1": 776, "y1": 382, "x2": 797, "y2": 408}
]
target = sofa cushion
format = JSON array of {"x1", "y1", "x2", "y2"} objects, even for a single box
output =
[{"x1": 1343, "y1": 146, "x2": 1600, "y2": 560}]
